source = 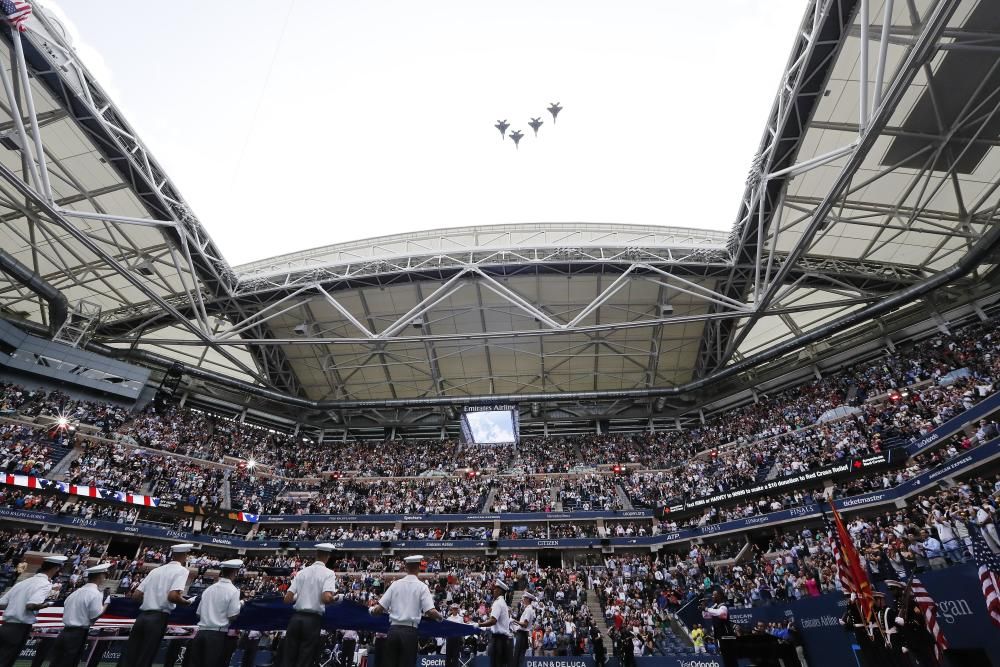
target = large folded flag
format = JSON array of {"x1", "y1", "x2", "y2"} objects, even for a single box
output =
[
  {"x1": 910, "y1": 577, "x2": 948, "y2": 664},
  {"x1": 968, "y1": 521, "x2": 1000, "y2": 628}
]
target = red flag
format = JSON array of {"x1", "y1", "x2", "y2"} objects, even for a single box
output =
[{"x1": 830, "y1": 504, "x2": 874, "y2": 622}]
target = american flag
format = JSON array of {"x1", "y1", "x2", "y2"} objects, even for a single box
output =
[
  {"x1": 909, "y1": 577, "x2": 948, "y2": 664},
  {"x1": 0, "y1": 0, "x2": 31, "y2": 32},
  {"x1": 0, "y1": 606, "x2": 138, "y2": 629},
  {"x1": 828, "y1": 529, "x2": 854, "y2": 593},
  {"x1": 968, "y1": 522, "x2": 1000, "y2": 628}
]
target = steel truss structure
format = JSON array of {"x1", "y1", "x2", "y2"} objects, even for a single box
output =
[{"x1": 0, "y1": 0, "x2": 998, "y2": 437}]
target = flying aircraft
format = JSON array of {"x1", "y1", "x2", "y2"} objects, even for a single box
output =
[
  {"x1": 547, "y1": 102, "x2": 562, "y2": 123},
  {"x1": 495, "y1": 120, "x2": 510, "y2": 140},
  {"x1": 510, "y1": 130, "x2": 524, "y2": 149},
  {"x1": 528, "y1": 117, "x2": 543, "y2": 136}
]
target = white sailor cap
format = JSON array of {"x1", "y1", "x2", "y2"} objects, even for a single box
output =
[
  {"x1": 316, "y1": 543, "x2": 338, "y2": 552},
  {"x1": 170, "y1": 543, "x2": 195, "y2": 553},
  {"x1": 219, "y1": 559, "x2": 244, "y2": 569},
  {"x1": 42, "y1": 555, "x2": 68, "y2": 565},
  {"x1": 522, "y1": 592, "x2": 536, "y2": 601},
  {"x1": 85, "y1": 563, "x2": 111, "y2": 575},
  {"x1": 403, "y1": 555, "x2": 424, "y2": 564},
  {"x1": 494, "y1": 580, "x2": 509, "y2": 591}
]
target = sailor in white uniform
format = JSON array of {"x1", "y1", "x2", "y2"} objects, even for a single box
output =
[
  {"x1": 512, "y1": 592, "x2": 537, "y2": 667},
  {"x1": 0, "y1": 554, "x2": 67, "y2": 667},
  {"x1": 188, "y1": 559, "x2": 243, "y2": 667},
  {"x1": 479, "y1": 580, "x2": 513, "y2": 667},
  {"x1": 122, "y1": 543, "x2": 195, "y2": 667},
  {"x1": 48, "y1": 563, "x2": 110, "y2": 667},
  {"x1": 370, "y1": 555, "x2": 444, "y2": 667},
  {"x1": 282, "y1": 543, "x2": 339, "y2": 667}
]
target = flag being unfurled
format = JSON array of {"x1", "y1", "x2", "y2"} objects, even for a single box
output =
[
  {"x1": 909, "y1": 577, "x2": 948, "y2": 664},
  {"x1": 968, "y1": 521, "x2": 1000, "y2": 628},
  {"x1": 0, "y1": 0, "x2": 31, "y2": 32}
]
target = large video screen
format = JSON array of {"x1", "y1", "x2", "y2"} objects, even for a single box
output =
[{"x1": 460, "y1": 404, "x2": 520, "y2": 445}]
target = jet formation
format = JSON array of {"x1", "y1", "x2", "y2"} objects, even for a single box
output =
[{"x1": 496, "y1": 102, "x2": 563, "y2": 149}]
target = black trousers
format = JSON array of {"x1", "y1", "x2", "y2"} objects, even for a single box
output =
[
  {"x1": 185, "y1": 629, "x2": 229, "y2": 667},
  {"x1": 444, "y1": 637, "x2": 463, "y2": 667},
  {"x1": 340, "y1": 637, "x2": 357, "y2": 667},
  {"x1": 0, "y1": 622, "x2": 32, "y2": 667},
  {"x1": 490, "y1": 635, "x2": 513, "y2": 667},
  {"x1": 382, "y1": 625, "x2": 419, "y2": 667},
  {"x1": 121, "y1": 610, "x2": 169, "y2": 667},
  {"x1": 512, "y1": 631, "x2": 530, "y2": 667},
  {"x1": 283, "y1": 612, "x2": 323, "y2": 667},
  {"x1": 86, "y1": 639, "x2": 112, "y2": 667},
  {"x1": 48, "y1": 626, "x2": 91, "y2": 667},
  {"x1": 239, "y1": 634, "x2": 260, "y2": 667},
  {"x1": 30, "y1": 637, "x2": 53, "y2": 667}
]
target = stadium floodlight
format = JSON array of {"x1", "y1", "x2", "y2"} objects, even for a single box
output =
[
  {"x1": 57, "y1": 416, "x2": 69, "y2": 427},
  {"x1": 247, "y1": 458, "x2": 257, "y2": 470}
]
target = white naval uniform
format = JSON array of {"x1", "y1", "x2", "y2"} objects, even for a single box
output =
[
  {"x1": 137, "y1": 561, "x2": 190, "y2": 612},
  {"x1": 0, "y1": 573, "x2": 53, "y2": 623},
  {"x1": 197, "y1": 577, "x2": 241, "y2": 630},
  {"x1": 515, "y1": 604, "x2": 536, "y2": 631},
  {"x1": 289, "y1": 561, "x2": 338, "y2": 613},
  {"x1": 489, "y1": 597, "x2": 512, "y2": 636},
  {"x1": 378, "y1": 574, "x2": 435, "y2": 625},
  {"x1": 62, "y1": 583, "x2": 104, "y2": 627}
]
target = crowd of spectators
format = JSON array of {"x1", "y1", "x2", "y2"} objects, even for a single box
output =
[
  {"x1": 245, "y1": 477, "x2": 491, "y2": 516},
  {"x1": 489, "y1": 477, "x2": 553, "y2": 512},
  {"x1": 67, "y1": 440, "x2": 226, "y2": 507}
]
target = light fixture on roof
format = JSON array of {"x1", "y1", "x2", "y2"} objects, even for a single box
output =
[
  {"x1": 411, "y1": 317, "x2": 425, "y2": 329},
  {"x1": 658, "y1": 303, "x2": 674, "y2": 316},
  {"x1": 293, "y1": 322, "x2": 314, "y2": 336},
  {"x1": 653, "y1": 397, "x2": 667, "y2": 413}
]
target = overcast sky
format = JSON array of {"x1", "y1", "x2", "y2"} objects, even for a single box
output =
[{"x1": 50, "y1": 0, "x2": 805, "y2": 266}]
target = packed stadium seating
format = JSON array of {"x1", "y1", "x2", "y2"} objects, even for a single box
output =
[{"x1": 0, "y1": 317, "x2": 997, "y2": 667}]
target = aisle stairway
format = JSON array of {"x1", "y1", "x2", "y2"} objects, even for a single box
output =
[
  {"x1": 482, "y1": 486, "x2": 498, "y2": 512},
  {"x1": 613, "y1": 483, "x2": 632, "y2": 510},
  {"x1": 586, "y1": 599, "x2": 610, "y2": 638},
  {"x1": 49, "y1": 445, "x2": 82, "y2": 477}
]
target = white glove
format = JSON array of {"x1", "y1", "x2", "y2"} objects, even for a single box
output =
[
  {"x1": 368, "y1": 606, "x2": 377, "y2": 616},
  {"x1": 895, "y1": 617, "x2": 905, "y2": 626}
]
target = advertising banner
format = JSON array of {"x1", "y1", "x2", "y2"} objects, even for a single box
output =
[{"x1": 664, "y1": 452, "x2": 898, "y2": 516}]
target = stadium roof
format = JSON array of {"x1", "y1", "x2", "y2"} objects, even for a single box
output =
[{"x1": 0, "y1": 0, "x2": 999, "y2": 435}]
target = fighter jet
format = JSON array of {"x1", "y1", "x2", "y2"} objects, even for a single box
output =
[
  {"x1": 528, "y1": 117, "x2": 543, "y2": 136},
  {"x1": 495, "y1": 119, "x2": 510, "y2": 140},
  {"x1": 510, "y1": 130, "x2": 524, "y2": 149},
  {"x1": 547, "y1": 102, "x2": 562, "y2": 123}
]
